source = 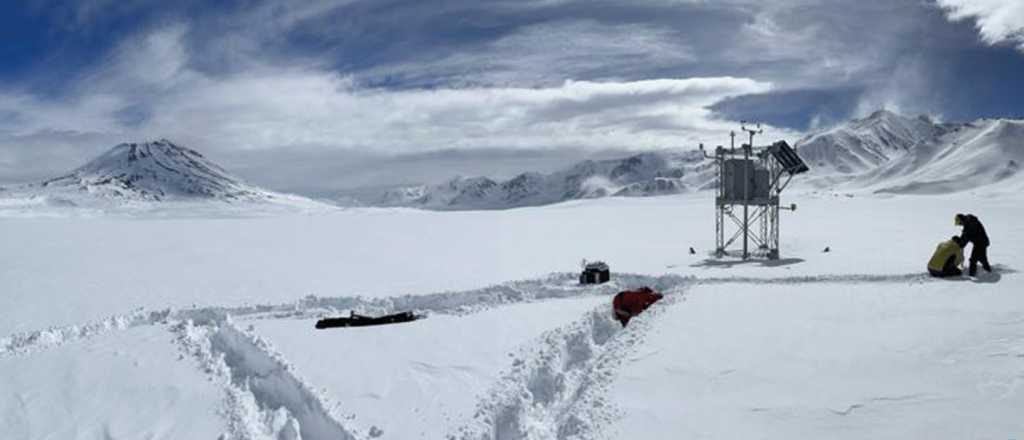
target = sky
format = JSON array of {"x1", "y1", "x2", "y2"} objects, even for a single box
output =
[{"x1": 0, "y1": 0, "x2": 1022, "y2": 192}]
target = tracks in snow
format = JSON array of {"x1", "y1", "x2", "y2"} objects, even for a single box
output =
[
  {"x1": 0, "y1": 308, "x2": 173, "y2": 357},
  {"x1": 449, "y1": 289, "x2": 686, "y2": 440},
  {"x1": 0, "y1": 273, "x2": 686, "y2": 440},
  {"x1": 0, "y1": 271, "x2": 933, "y2": 358},
  {"x1": 1, "y1": 272, "x2": 688, "y2": 357},
  {"x1": 172, "y1": 318, "x2": 360, "y2": 440},
  {"x1": 696, "y1": 272, "x2": 932, "y2": 286}
]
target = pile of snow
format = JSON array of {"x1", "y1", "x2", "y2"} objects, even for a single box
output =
[
  {"x1": 0, "y1": 139, "x2": 332, "y2": 215},
  {"x1": 380, "y1": 151, "x2": 715, "y2": 210}
]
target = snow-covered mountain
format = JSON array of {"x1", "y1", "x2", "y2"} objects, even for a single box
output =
[
  {"x1": 0, "y1": 140, "x2": 328, "y2": 213},
  {"x1": 378, "y1": 109, "x2": 1024, "y2": 210},
  {"x1": 795, "y1": 110, "x2": 1024, "y2": 194},
  {"x1": 796, "y1": 110, "x2": 952, "y2": 175},
  {"x1": 380, "y1": 151, "x2": 716, "y2": 210},
  {"x1": 41, "y1": 140, "x2": 266, "y2": 200}
]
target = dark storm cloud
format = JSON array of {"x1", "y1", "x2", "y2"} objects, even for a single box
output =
[{"x1": 710, "y1": 88, "x2": 865, "y2": 131}]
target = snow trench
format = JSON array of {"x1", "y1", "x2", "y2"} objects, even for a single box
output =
[
  {"x1": 0, "y1": 308, "x2": 172, "y2": 357},
  {"x1": 1, "y1": 271, "x2": 936, "y2": 358},
  {"x1": 1, "y1": 273, "x2": 689, "y2": 357},
  {"x1": 449, "y1": 288, "x2": 686, "y2": 440},
  {"x1": 697, "y1": 272, "x2": 932, "y2": 286},
  {"x1": 172, "y1": 318, "x2": 360, "y2": 440}
]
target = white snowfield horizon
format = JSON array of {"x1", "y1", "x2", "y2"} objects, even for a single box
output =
[{"x1": 2, "y1": 110, "x2": 1023, "y2": 439}]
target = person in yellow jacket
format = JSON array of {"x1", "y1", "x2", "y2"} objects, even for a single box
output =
[{"x1": 928, "y1": 236, "x2": 965, "y2": 277}]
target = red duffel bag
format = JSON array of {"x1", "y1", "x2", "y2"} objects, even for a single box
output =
[{"x1": 612, "y1": 287, "x2": 663, "y2": 327}]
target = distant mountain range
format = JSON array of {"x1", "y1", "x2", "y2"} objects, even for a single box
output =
[
  {"x1": 378, "y1": 150, "x2": 717, "y2": 210},
  {"x1": 375, "y1": 110, "x2": 1024, "y2": 209},
  {"x1": 795, "y1": 110, "x2": 1024, "y2": 194},
  {"x1": 3, "y1": 110, "x2": 1021, "y2": 213},
  {"x1": 796, "y1": 110, "x2": 948, "y2": 175}
]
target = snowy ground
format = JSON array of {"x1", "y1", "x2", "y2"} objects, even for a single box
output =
[
  {"x1": 2, "y1": 324, "x2": 224, "y2": 439},
  {"x1": 2, "y1": 191, "x2": 1021, "y2": 439},
  {"x1": 250, "y1": 297, "x2": 608, "y2": 439},
  {"x1": 608, "y1": 281, "x2": 1024, "y2": 439}
]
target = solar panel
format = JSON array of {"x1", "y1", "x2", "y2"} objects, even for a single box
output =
[{"x1": 768, "y1": 141, "x2": 809, "y2": 175}]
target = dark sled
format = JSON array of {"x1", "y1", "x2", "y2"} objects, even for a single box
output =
[{"x1": 315, "y1": 311, "x2": 421, "y2": 329}]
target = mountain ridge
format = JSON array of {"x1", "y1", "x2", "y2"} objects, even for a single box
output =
[
  {"x1": 379, "y1": 150, "x2": 715, "y2": 210},
  {"x1": 375, "y1": 110, "x2": 1024, "y2": 209},
  {"x1": 796, "y1": 112, "x2": 1024, "y2": 194}
]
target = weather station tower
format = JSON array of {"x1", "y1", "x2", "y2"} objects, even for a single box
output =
[{"x1": 700, "y1": 122, "x2": 810, "y2": 260}]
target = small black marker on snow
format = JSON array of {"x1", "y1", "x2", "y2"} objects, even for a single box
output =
[
  {"x1": 823, "y1": 246, "x2": 830, "y2": 253},
  {"x1": 689, "y1": 247, "x2": 696, "y2": 255}
]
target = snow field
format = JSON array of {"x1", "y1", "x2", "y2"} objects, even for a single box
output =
[
  {"x1": 2, "y1": 191, "x2": 1022, "y2": 439},
  {"x1": 607, "y1": 280, "x2": 1024, "y2": 439},
  {"x1": 6, "y1": 191, "x2": 1021, "y2": 337}
]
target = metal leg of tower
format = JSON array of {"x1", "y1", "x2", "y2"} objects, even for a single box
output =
[{"x1": 715, "y1": 206, "x2": 723, "y2": 257}]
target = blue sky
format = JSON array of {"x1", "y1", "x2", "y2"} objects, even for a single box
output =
[{"x1": 0, "y1": 0, "x2": 1022, "y2": 189}]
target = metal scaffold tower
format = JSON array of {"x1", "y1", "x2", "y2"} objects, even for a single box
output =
[{"x1": 700, "y1": 122, "x2": 810, "y2": 260}]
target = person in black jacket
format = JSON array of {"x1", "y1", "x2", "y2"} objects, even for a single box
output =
[{"x1": 955, "y1": 213, "x2": 991, "y2": 276}]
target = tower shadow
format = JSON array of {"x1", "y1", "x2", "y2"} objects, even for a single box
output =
[{"x1": 689, "y1": 257, "x2": 806, "y2": 269}]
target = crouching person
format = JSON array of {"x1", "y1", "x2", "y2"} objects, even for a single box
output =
[{"x1": 928, "y1": 236, "x2": 965, "y2": 278}]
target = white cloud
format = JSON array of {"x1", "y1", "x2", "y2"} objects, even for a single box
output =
[
  {"x1": 852, "y1": 56, "x2": 937, "y2": 119},
  {"x1": 0, "y1": 24, "x2": 788, "y2": 183},
  {"x1": 109, "y1": 24, "x2": 190, "y2": 87},
  {"x1": 0, "y1": 92, "x2": 125, "y2": 136},
  {"x1": 140, "y1": 71, "x2": 776, "y2": 152},
  {"x1": 937, "y1": 0, "x2": 1024, "y2": 51},
  {"x1": 360, "y1": 20, "x2": 697, "y2": 87}
]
